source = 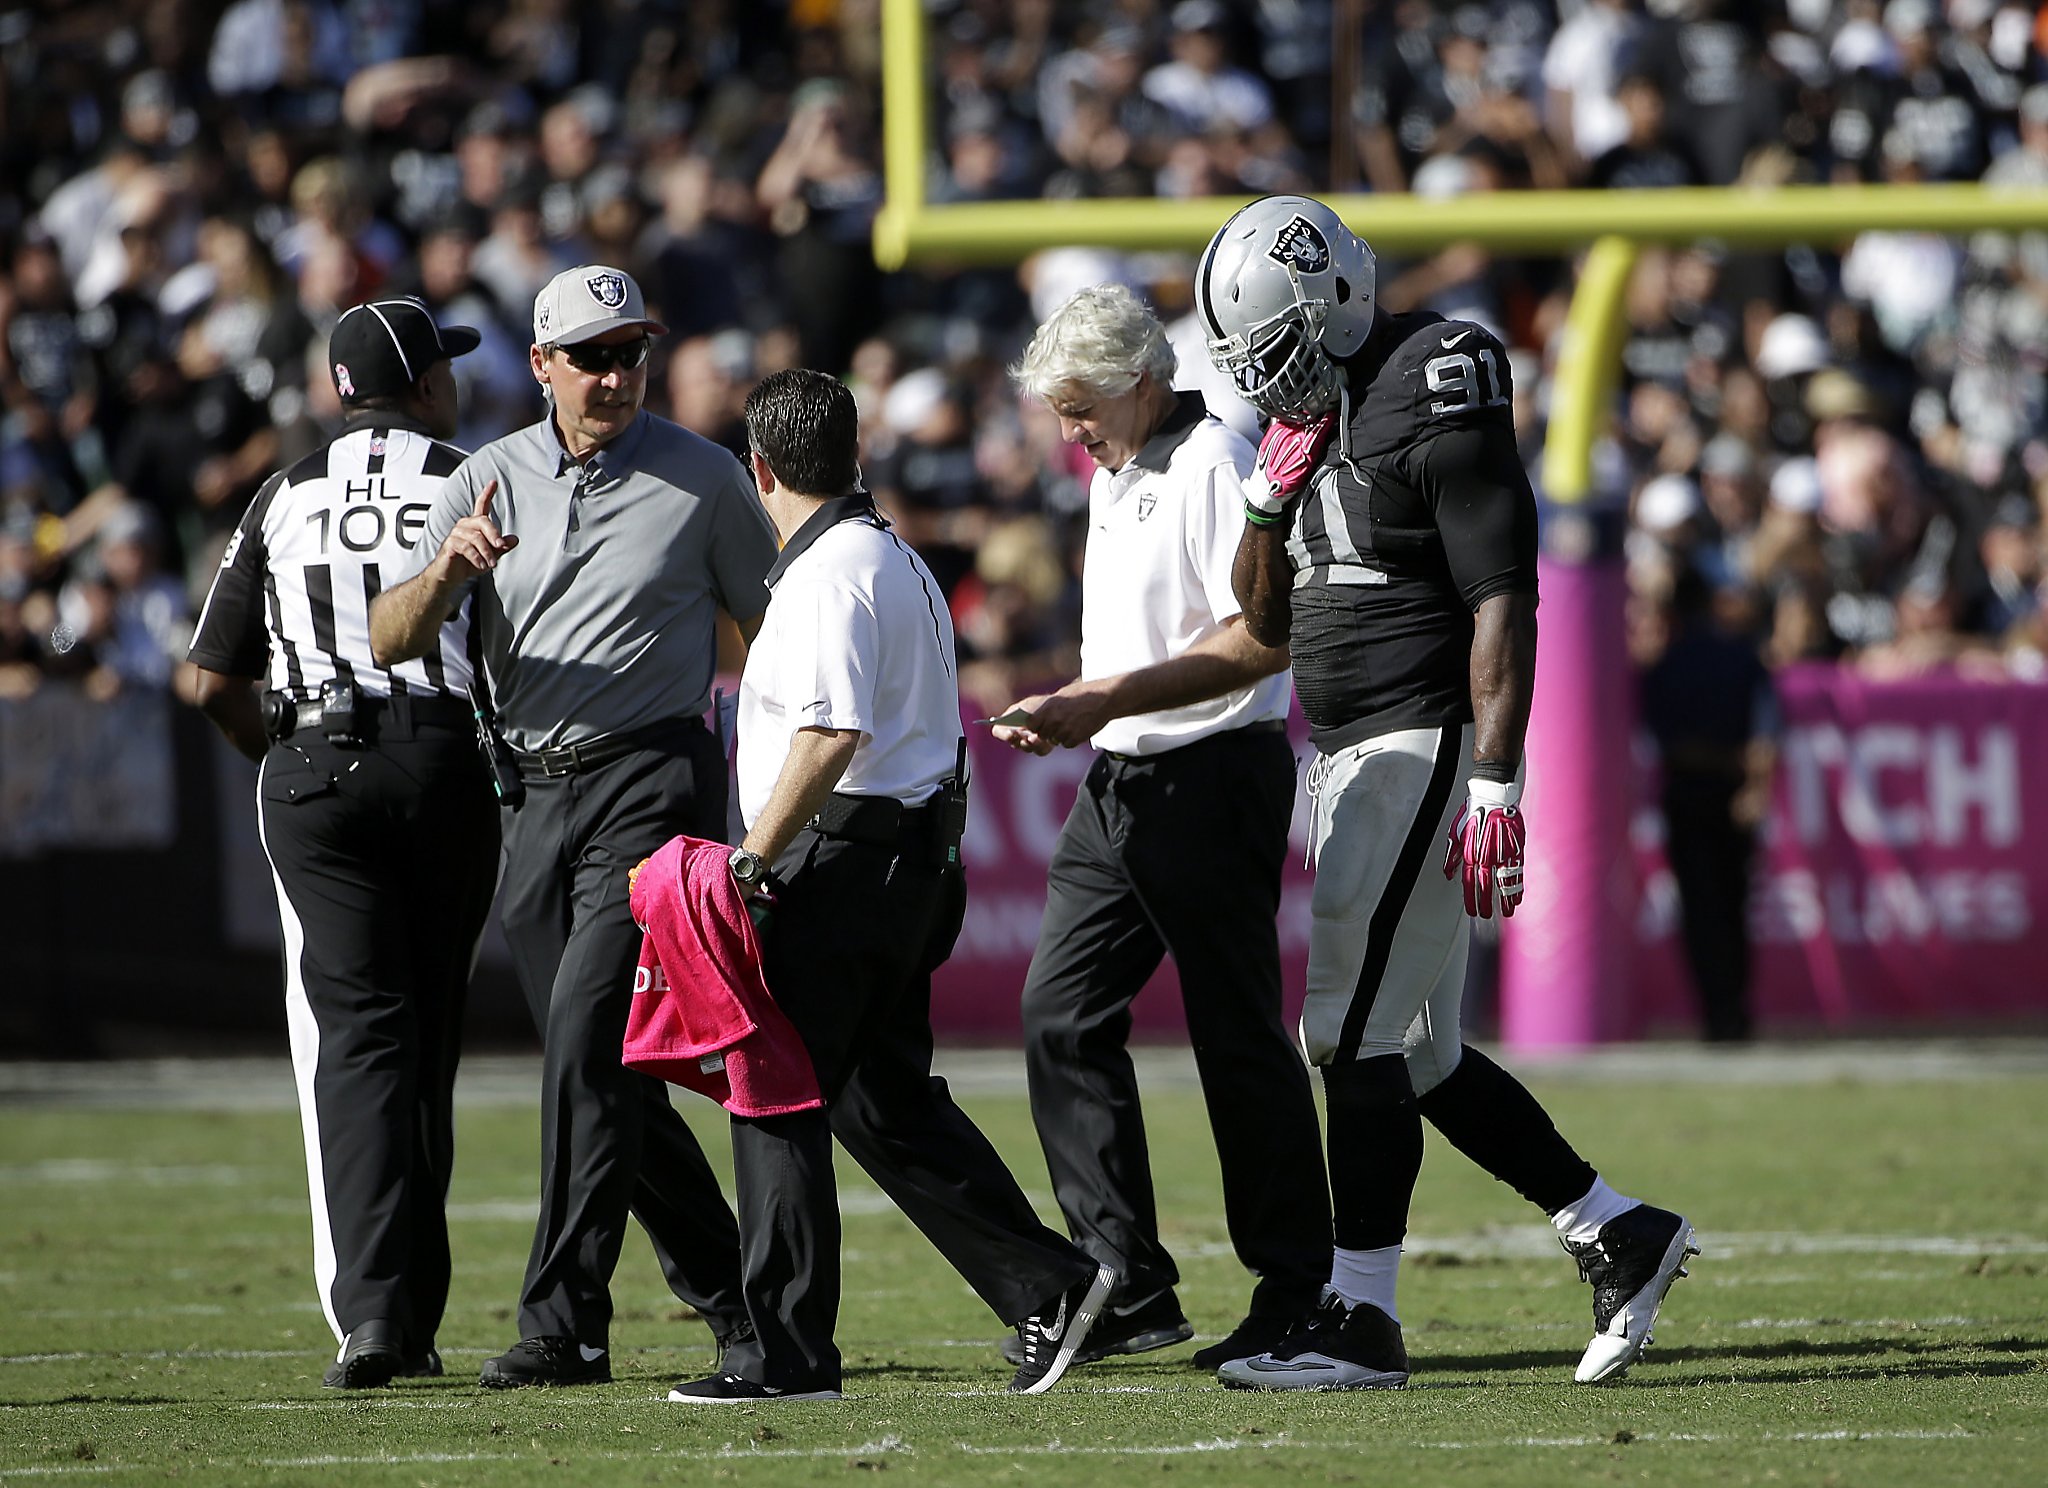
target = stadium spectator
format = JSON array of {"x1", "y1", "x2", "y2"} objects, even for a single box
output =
[{"x1": 1640, "y1": 564, "x2": 1779, "y2": 1043}]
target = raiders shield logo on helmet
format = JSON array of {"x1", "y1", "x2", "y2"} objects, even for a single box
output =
[
  {"x1": 1267, "y1": 216, "x2": 1331, "y2": 275},
  {"x1": 585, "y1": 271, "x2": 629, "y2": 309}
]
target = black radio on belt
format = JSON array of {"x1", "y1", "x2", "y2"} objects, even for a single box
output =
[
  {"x1": 935, "y1": 736, "x2": 970, "y2": 867},
  {"x1": 466, "y1": 684, "x2": 527, "y2": 811},
  {"x1": 319, "y1": 677, "x2": 361, "y2": 745}
]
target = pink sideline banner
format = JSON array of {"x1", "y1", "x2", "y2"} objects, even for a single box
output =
[
  {"x1": 1626, "y1": 665, "x2": 2048, "y2": 1032},
  {"x1": 930, "y1": 669, "x2": 2048, "y2": 1039}
]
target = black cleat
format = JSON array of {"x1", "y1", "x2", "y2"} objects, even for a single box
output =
[
  {"x1": 1217, "y1": 1290, "x2": 1408, "y2": 1391},
  {"x1": 1566, "y1": 1204, "x2": 1699, "y2": 1383},
  {"x1": 1006, "y1": 1263, "x2": 1116, "y2": 1394},
  {"x1": 399, "y1": 1347, "x2": 443, "y2": 1378},
  {"x1": 667, "y1": 1372, "x2": 841, "y2": 1403},
  {"x1": 999, "y1": 1286, "x2": 1191, "y2": 1367},
  {"x1": 321, "y1": 1320, "x2": 405, "y2": 1389},
  {"x1": 478, "y1": 1335, "x2": 612, "y2": 1389},
  {"x1": 1190, "y1": 1309, "x2": 1295, "y2": 1371}
]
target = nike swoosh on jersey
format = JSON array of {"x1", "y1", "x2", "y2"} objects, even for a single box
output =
[{"x1": 1440, "y1": 330, "x2": 1474, "y2": 349}]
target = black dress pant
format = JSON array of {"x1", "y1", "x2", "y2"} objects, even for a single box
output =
[
  {"x1": 256, "y1": 709, "x2": 498, "y2": 1354},
  {"x1": 731, "y1": 830, "x2": 1094, "y2": 1392},
  {"x1": 497, "y1": 720, "x2": 748, "y2": 1346},
  {"x1": 1021, "y1": 726, "x2": 1331, "y2": 1319},
  {"x1": 1662, "y1": 777, "x2": 1757, "y2": 1043}
]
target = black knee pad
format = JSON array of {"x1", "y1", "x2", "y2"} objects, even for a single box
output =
[{"x1": 1321, "y1": 1054, "x2": 1416, "y2": 1118}]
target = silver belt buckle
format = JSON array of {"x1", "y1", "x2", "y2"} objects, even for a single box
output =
[{"x1": 542, "y1": 743, "x2": 581, "y2": 777}]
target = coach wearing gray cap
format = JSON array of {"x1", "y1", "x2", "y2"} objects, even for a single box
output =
[{"x1": 372, "y1": 265, "x2": 779, "y2": 1388}]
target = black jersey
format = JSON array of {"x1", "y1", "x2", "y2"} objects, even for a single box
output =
[{"x1": 1286, "y1": 311, "x2": 1539, "y2": 751}]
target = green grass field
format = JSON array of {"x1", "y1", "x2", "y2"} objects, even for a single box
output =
[{"x1": 2, "y1": 1047, "x2": 2045, "y2": 1485}]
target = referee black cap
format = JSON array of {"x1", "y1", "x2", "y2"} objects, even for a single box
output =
[{"x1": 329, "y1": 298, "x2": 480, "y2": 403}]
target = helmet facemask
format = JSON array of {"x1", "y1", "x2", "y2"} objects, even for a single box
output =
[{"x1": 1205, "y1": 265, "x2": 1343, "y2": 421}]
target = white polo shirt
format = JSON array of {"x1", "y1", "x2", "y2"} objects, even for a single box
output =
[
  {"x1": 738, "y1": 497, "x2": 963, "y2": 827},
  {"x1": 1081, "y1": 392, "x2": 1292, "y2": 757}
]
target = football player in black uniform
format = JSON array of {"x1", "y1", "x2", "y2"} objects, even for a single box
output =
[{"x1": 1194, "y1": 196, "x2": 1696, "y2": 1389}]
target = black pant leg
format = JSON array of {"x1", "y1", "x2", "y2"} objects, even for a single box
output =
[
  {"x1": 729, "y1": 1108, "x2": 842, "y2": 1392},
  {"x1": 260, "y1": 741, "x2": 459, "y2": 1345},
  {"x1": 397, "y1": 732, "x2": 500, "y2": 1350},
  {"x1": 1663, "y1": 782, "x2": 1756, "y2": 1042},
  {"x1": 757, "y1": 838, "x2": 1091, "y2": 1377},
  {"x1": 500, "y1": 734, "x2": 745, "y2": 1346},
  {"x1": 833, "y1": 867, "x2": 1092, "y2": 1323},
  {"x1": 1018, "y1": 761, "x2": 1173, "y2": 1298},
  {"x1": 1117, "y1": 732, "x2": 1332, "y2": 1315}
]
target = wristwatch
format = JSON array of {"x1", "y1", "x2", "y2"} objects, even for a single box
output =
[{"x1": 728, "y1": 847, "x2": 768, "y2": 894}]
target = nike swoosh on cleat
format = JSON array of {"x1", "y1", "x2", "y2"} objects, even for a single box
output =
[
  {"x1": 577, "y1": 1345, "x2": 607, "y2": 1363},
  {"x1": 1441, "y1": 330, "x2": 1473, "y2": 348},
  {"x1": 1246, "y1": 1359, "x2": 1331, "y2": 1373}
]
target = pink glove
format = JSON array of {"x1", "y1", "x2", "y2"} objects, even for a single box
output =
[
  {"x1": 1245, "y1": 415, "x2": 1336, "y2": 514},
  {"x1": 1443, "y1": 778, "x2": 1526, "y2": 919}
]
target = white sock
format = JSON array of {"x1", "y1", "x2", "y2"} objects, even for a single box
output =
[
  {"x1": 1328, "y1": 1245, "x2": 1400, "y2": 1323},
  {"x1": 1552, "y1": 1177, "x2": 1638, "y2": 1246}
]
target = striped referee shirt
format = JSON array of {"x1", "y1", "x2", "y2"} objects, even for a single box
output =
[{"x1": 189, "y1": 413, "x2": 475, "y2": 699}]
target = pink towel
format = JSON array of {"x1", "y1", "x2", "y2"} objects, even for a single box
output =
[{"x1": 623, "y1": 835, "x2": 822, "y2": 1117}]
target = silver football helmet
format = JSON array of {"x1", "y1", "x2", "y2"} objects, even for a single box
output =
[{"x1": 1194, "y1": 196, "x2": 1377, "y2": 420}]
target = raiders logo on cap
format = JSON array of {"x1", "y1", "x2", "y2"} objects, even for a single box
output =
[
  {"x1": 585, "y1": 271, "x2": 629, "y2": 309},
  {"x1": 1267, "y1": 215, "x2": 1331, "y2": 275}
]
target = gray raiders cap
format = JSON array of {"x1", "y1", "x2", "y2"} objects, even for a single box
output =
[{"x1": 532, "y1": 265, "x2": 668, "y2": 346}]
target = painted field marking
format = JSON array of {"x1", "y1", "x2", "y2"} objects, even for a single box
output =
[{"x1": 0, "y1": 1426, "x2": 1982, "y2": 1477}]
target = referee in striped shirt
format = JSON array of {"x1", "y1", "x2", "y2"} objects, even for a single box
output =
[{"x1": 186, "y1": 299, "x2": 499, "y2": 1389}]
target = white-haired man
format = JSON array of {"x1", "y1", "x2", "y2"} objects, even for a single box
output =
[
  {"x1": 1195, "y1": 195, "x2": 1695, "y2": 1390},
  {"x1": 992, "y1": 284, "x2": 1333, "y2": 1371}
]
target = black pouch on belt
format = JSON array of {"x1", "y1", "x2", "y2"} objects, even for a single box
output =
[{"x1": 319, "y1": 677, "x2": 360, "y2": 745}]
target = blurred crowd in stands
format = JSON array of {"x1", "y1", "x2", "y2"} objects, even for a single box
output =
[{"x1": 3, "y1": 0, "x2": 2047, "y2": 717}]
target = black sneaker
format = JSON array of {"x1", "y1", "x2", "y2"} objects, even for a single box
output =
[
  {"x1": 667, "y1": 1372, "x2": 842, "y2": 1403},
  {"x1": 321, "y1": 1320, "x2": 404, "y2": 1389},
  {"x1": 1006, "y1": 1263, "x2": 1116, "y2": 1395},
  {"x1": 1190, "y1": 1310, "x2": 1294, "y2": 1371},
  {"x1": 478, "y1": 1336, "x2": 612, "y2": 1389},
  {"x1": 1566, "y1": 1204, "x2": 1699, "y2": 1383},
  {"x1": 999, "y1": 1287, "x2": 1192, "y2": 1367},
  {"x1": 1216, "y1": 1289, "x2": 1408, "y2": 1391}
]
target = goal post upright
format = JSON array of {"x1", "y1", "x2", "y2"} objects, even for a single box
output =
[{"x1": 875, "y1": 0, "x2": 2048, "y2": 1046}]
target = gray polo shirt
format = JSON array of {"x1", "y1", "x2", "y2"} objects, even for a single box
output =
[{"x1": 408, "y1": 410, "x2": 776, "y2": 752}]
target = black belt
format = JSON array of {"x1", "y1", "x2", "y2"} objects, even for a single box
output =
[
  {"x1": 808, "y1": 791, "x2": 949, "y2": 852},
  {"x1": 513, "y1": 716, "x2": 706, "y2": 779},
  {"x1": 265, "y1": 691, "x2": 470, "y2": 742},
  {"x1": 1102, "y1": 717, "x2": 1288, "y2": 764}
]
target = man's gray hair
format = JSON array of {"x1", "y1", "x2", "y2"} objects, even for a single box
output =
[{"x1": 1012, "y1": 283, "x2": 1177, "y2": 404}]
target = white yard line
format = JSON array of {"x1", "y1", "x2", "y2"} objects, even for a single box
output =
[
  {"x1": 4, "y1": 1042, "x2": 2045, "y2": 1112},
  {"x1": 0, "y1": 1426, "x2": 1981, "y2": 1478}
]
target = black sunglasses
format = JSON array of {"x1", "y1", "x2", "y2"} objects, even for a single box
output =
[{"x1": 556, "y1": 337, "x2": 651, "y2": 374}]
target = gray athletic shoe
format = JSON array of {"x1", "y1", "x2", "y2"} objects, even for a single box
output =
[{"x1": 1217, "y1": 1289, "x2": 1408, "y2": 1391}]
